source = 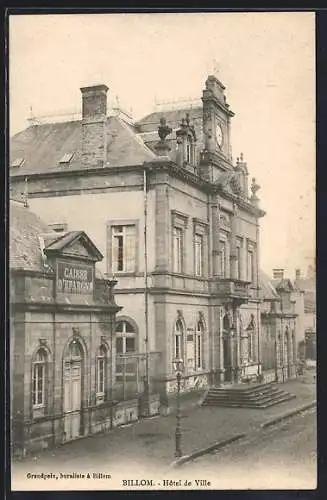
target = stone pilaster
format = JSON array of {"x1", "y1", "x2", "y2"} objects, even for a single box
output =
[
  {"x1": 211, "y1": 196, "x2": 221, "y2": 277},
  {"x1": 230, "y1": 205, "x2": 238, "y2": 280},
  {"x1": 154, "y1": 182, "x2": 170, "y2": 272},
  {"x1": 235, "y1": 308, "x2": 241, "y2": 382}
]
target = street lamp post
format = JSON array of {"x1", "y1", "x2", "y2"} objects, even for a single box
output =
[{"x1": 173, "y1": 358, "x2": 184, "y2": 458}]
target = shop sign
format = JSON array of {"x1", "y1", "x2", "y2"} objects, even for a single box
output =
[{"x1": 56, "y1": 261, "x2": 94, "y2": 295}]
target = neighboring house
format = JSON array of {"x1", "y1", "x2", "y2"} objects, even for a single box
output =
[
  {"x1": 10, "y1": 75, "x2": 266, "y2": 409},
  {"x1": 294, "y1": 267, "x2": 316, "y2": 361},
  {"x1": 9, "y1": 199, "x2": 141, "y2": 457},
  {"x1": 260, "y1": 269, "x2": 298, "y2": 383}
]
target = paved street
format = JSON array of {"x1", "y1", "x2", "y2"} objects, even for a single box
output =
[
  {"x1": 184, "y1": 408, "x2": 317, "y2": 489},
  {"x1": 11, "y1": 380, "x2": 316, "y2": 490}
]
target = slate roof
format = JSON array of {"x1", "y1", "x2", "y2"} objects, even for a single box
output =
[
  {"x1": 136, "y1": 107, "x2": 203, "y2": 134},
  {"x1": 260, "y1": 270, "x2": 280, "y2": 301},
  {"x1": 10, "y1": 202, "x2": 106, "y2": 273},
  {"x1": 271, "y1": 278, "x2": 295, "y2": 293},
  {"x1": 10, "y1": 116, "x2": 155, "y2": 177},
  {"x1": 10, "y1": 200, "x2": 53, "y2": 271}
]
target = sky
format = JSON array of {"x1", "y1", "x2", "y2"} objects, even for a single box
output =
[{"x1": 9, "y1": 12, "x2": 315, "y2": 278}]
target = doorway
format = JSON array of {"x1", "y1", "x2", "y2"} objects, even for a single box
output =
[
  {"x1": 223, "y1": 314, "x2": 232, "y2": 382},
  {"x1": 63, "y1": 340, "x2": 83, "y2": 441}
]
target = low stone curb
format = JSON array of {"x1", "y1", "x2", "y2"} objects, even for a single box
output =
[
  {"x1": 169, "y1": 432, "x2": 247, "y2": 468},
  {"x1": 260, "y1": 400, "x2": 316, "y2": 430}
]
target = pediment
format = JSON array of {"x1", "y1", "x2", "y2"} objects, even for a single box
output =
[{"x1": 44, "y1": 231, "x2": 103, "y2": 263}]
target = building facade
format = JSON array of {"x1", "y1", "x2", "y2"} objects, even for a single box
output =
[
  {"x1": 260, "y1": 270, "x2": 298, "y2": 383},
  {"x1": 10, "y1": 199, "x2": 156, "y2": 457},
  {"x1": 294, "y1": 266, "x2": 316, "y2": 361},
  {"x1": 10, "y1": 76, "x2": 267, "y2": 408}
]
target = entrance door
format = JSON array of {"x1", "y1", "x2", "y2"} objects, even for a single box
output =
[
  {"x1": 64, "y1": 360, "x2": 82, "y2": 441},
  {"x1": 223, "y1": 334, "x2": 232, "y2": 382}
]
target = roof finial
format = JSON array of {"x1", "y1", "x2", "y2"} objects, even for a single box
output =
[
  {"x1": 240, "y1": 152, "x2": 244, "y2": 162},
  {"x1": 158, "y1": 117, "x2": 172, "y2": 142}
]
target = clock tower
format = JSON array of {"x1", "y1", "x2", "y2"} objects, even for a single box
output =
[{"x1": 200, "y1": 75, "x2": 234, "y2": 180}]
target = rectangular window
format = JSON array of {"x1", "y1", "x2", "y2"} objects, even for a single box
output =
[
  {"x1": 173, "y1": 227, "x2": 183, "y2": 273},
  {"x1": 112, "y1": 225, "x2": 136, "y2": 273},
  {"x1": 195, "y1": 234, "x2": 203, "y2": 277},
  {"x1": 220, "y1": 241, "x2": 226, "y2": 278},
  {"x1": 236, "y1": 246, "x2": 241, "y2": 280},
  {"x1": 247, "y1": 250, "x2": 253, "y2": 282},
  {"x1": 97, "y1": 358, "x2": 105, "y2": 395}
]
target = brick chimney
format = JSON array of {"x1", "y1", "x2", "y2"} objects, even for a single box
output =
[
  {"x1": 273, "y1": 268, "x2": 284, "y2": 280},
  {"x1": 80, "y1": 84, "x2": 109, "y2": 166},
  {"x1": 295, "y1": 268, "x2": 301, "y2": 280}
]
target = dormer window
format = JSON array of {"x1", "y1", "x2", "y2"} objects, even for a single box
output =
[
  {"x1": 48, "y1": 223, "x2": 68, "y2": 233},
  {"x1": 59, "y1": 153, "x2": 74, "y2": 165},
  {"x1": 11, "y1": 157, "x2": 25, "y2": 168},
  {"x1": 176, "y1": 113, "x2": 197, "y2": 168}
]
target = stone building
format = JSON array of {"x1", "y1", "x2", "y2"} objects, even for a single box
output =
[
  {"x1": 294, "y1": 266, "x2": 316, "y2": 360},
  {"x1": 260, "y1": 270, "x2": 298, "y2": 383},
  {"x1": 9, "y1": 198, "x2": 150, "y2": 457},
  {"x1": 10, "y1": 75, "x2": 266, "y2": 409}
]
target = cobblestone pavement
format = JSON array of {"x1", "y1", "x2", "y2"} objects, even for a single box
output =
[
  {"x1": 183, "y1": 408, "x2": 317, "y2": 490},
  {"x1": 11, "y1": 380, "x2": 316, "y2": 490}
]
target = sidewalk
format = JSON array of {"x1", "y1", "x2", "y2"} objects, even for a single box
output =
[{"x1": 12, "y1": 380, "x2": 316, "y2": 475}]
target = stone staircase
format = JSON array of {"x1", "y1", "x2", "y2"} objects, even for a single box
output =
[{"x1": 201, "y1": 382, "x2": 296, "y2": 409}]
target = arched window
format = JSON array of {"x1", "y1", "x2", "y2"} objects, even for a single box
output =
[
  {"x1": 32, "y1": 348, "x2": 47, "y2": 409},
  {"x1": 96, "y1": 345, "x2": 108, "y2": 402},
  {"x1": 116, "y1": 320, "x2": 137, "y2": 381},
  {"x1": 174, "y1": 319, "x2": 184, "y2": 359},
  {"x1": 116, "y1": 321, "x2": 136, "y2": 354},
  {"x1": 68, "y1": 340, "x2": 82, "y2": 359},
  {"x1": 186, "y1": 137, "x2": 193, "y2": 164},
  {"x1": 195, "y1": 321, "x2": 204, "y2": 370}
]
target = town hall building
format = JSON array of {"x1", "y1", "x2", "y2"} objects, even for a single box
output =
[{"x1": 10, "y1": 75, "x2": 298, "y2": 416}]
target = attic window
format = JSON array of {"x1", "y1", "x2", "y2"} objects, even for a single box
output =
[
  {"x1": 11, "y1": 158, "x2": 25, "y2": 168},
  {"x1": 59, "y1": 153, "x2": 74, "y2": 165},
  {"x1": 48, "y1": 223, "x2": 68, "y2": 233}
]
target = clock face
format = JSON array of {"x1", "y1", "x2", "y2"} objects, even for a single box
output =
[{"x1": 216, "y1": 122, "x2": 223, "y2": 148}]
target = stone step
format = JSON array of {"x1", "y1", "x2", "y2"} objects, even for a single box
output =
[
  {"x1": 202, "y1": 393, "x2": 296, "y2": 409},
  {"x1": 208, "y1": 382, "x2": 276, "y2": 395},
  {"x1": 201, "y1": 382, "x2": 296, "y2": 409},
  {"x1": 208, "y1": 387, "x2": 279, "y2": 399},
  {"x1": 205, "y1": 390, "x2": 285, "y2": 404},
  {"x1": 204, "y1": 391, "x2": 294, "y2": 406}
]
